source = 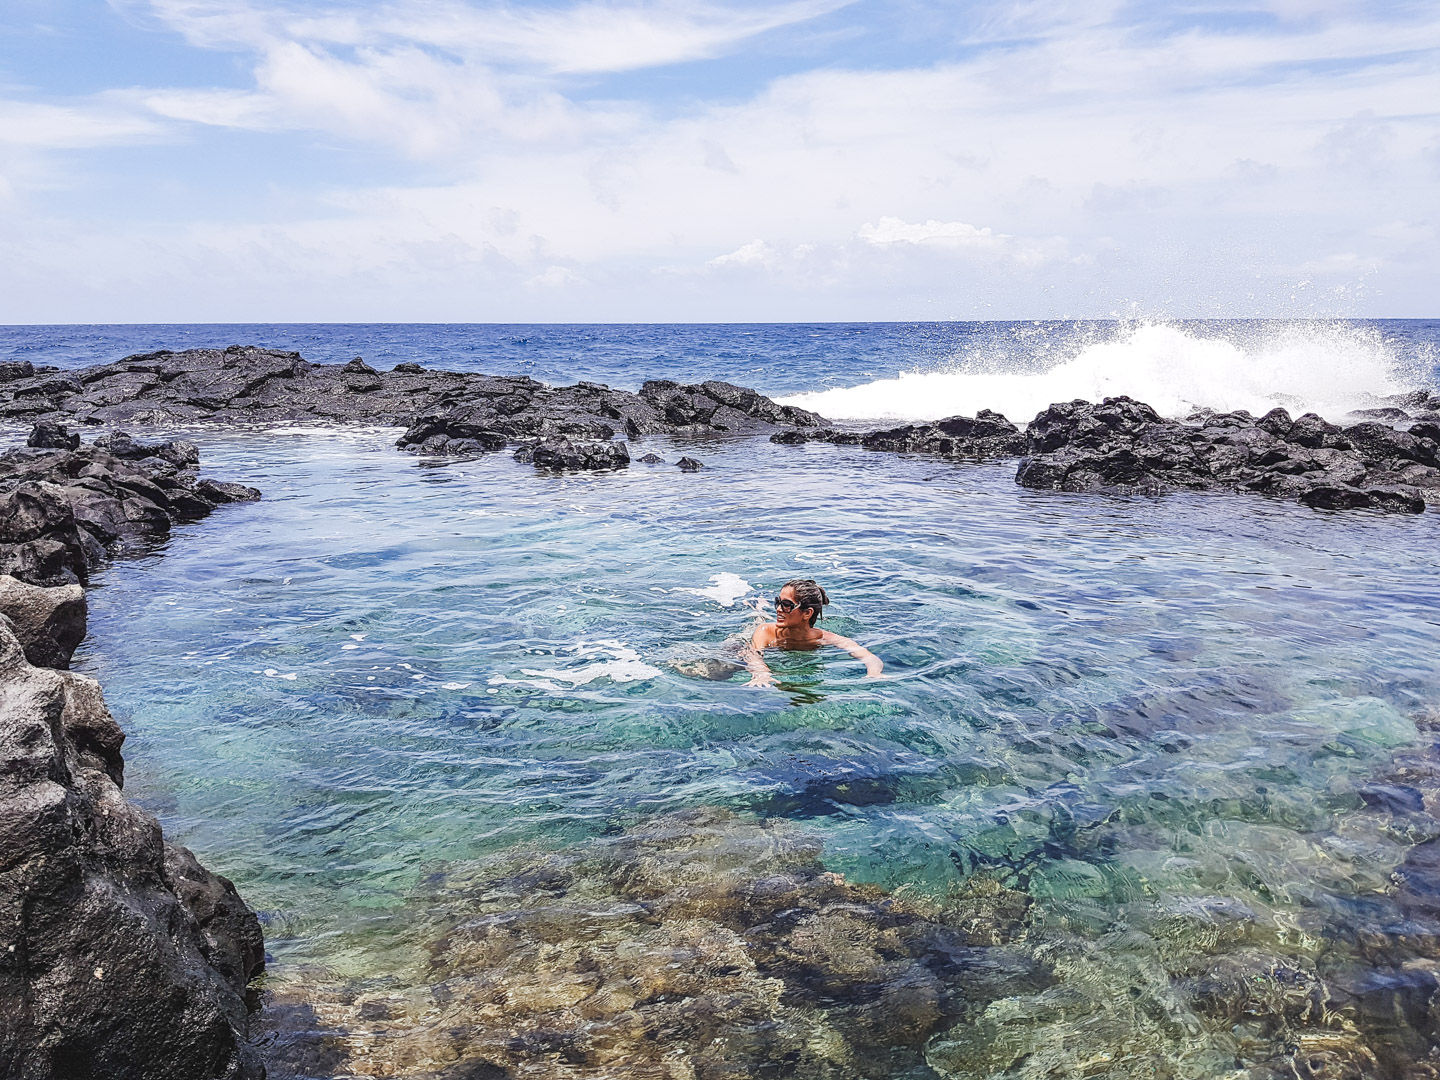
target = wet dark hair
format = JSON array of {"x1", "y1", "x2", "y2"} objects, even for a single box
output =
[{"x1": 784, "y1": 578, "x2": 829, "y2": 627}]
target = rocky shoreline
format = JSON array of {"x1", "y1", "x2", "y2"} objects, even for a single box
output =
[
  {"x1": 0, "y1": 428, "x2": 265, "y2": 1079},
  {"x1": 5, "y1": 346, "x2": 1438, "y2": 512}
]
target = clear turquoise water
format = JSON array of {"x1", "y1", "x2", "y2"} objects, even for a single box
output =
[{"x1": 71, "y1": 427, "x2": 1440, "y2": 984}]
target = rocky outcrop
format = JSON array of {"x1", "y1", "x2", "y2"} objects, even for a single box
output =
[
  {"x1": 772, "y1": 409, "x2": 1027, "y2": 459},
  {"x1": 0, "y1": 347, "x2": 825, "y2": 444},
  {"x1": 513, "y1": 435, "x2": 631, "y2": 471},
  {"x1": 0, "y1": 576, "x2": 86, "y2": 670},
  {"x1": 1015, "y1": 397, "x2": 1440, "y2": 513},
  {"x1": 0, "y1": 425, "x2": 261, "y2": 587},
  {"x1": 0, "y1": 608, "x2": 264, "y2": 1080}
]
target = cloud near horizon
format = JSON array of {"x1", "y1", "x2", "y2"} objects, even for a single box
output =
[{"x1": 0, "y1": 0, "x2": 1436, "y2": 321}]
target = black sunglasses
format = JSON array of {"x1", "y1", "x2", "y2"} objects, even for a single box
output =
[{"x1": 774, "y1": 596, "x2": 808, "y2": 613}]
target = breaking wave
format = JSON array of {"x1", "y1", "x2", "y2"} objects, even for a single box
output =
[{"x1": 779, "y1": 322, "x2": 1426, "y2": 423}]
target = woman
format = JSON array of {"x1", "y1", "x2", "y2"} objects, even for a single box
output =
[{"x1": 745, "y1": 578, "x2": 883, "y2": 687}]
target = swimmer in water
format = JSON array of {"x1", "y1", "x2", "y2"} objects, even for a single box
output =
[{"x1": 745, "y1": 578, "x2": 883, "y2": 688}]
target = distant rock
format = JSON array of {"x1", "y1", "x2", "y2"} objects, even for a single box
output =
[
  {"x1": 25, "y1": 422, "x2": 78, "y2": 451},
  {"x1": 677, "y1": 456, "x2": 704, "y2": 471},
  {"x1": 771, "y1": 409, "x2": 1026, "y2": 459},
  {"x1": 1014, "y1": 397, "x2": 1440, "y2": 513},
  {"x1": 637, "y1": 452, "x2": 665, "y2": 464}
]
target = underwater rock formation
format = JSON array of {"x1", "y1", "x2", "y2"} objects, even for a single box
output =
[
  {"x1": 0, "y1": 425, "x2": 261, "y2": 587},
  {"x1": 0, "y1": 347, "x2": 824, "y2": 444},
  {"x1": 260, "y1": 809, "x2": 1046, "y2": 1080},
  {"x1": 0, "y1": 607, "x2": 264, "y2": 1080},
  {"x1": 1015, "y1": 396, "x2": 1439, "y2": 512}
]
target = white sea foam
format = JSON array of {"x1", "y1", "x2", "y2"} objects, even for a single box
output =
[
  {"x1": 779, "y1": 322, "x2": 1421, "y2": 423},
  {"x1": 507, "y1": 640, "x2": 663, "y2": 688},
  {"x1": 674, "y1": 573, "x2": 753, "y2": 607}
]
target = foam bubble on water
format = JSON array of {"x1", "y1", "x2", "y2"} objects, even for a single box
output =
[
  {"x1": 674, "y1": 573, "x2": 753, "y2": 608},
  {"x1": 514, "y1": 640, "x2": 663, "y2": 687},
  {"x1": 779, "y1": 322, "x2": 1421, "y2": 423},
  {"x1": 263, "y1": 669, "x2": 298, "y2": 681},
  {"x1": 441, "y1": 682, "x2": 471, "y2": 690}
]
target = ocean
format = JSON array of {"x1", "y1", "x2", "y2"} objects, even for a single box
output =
[{"x1": 10, "y1": 319, "x2": 1440, "y2": 1077}]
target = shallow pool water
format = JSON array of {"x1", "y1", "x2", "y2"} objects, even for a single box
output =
[{"x1": 72, "y1": 428, "x2": 1440, "y2": 1075}]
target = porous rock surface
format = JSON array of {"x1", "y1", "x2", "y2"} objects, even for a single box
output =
[
  {"x1": 0, "y1": 609, "x2": 264, "y2": 1080},
  {"x1": 773, "y1": 396, "x2": 1440, "y2": 513},
  {"x1": 0, "y1": 425, "x2": 261, "y2": 588},
  {"x1": 772, "y1": 409, "x2": 1027, "y2": 459},
  {"x1": 1016, "y1": 396, "x2": 1440, "y2": 513},
  {"x1": 0, "y1": 576, "x2": 86, "y2": 670},
  {"x1": 0, "y1": 347, "x2": 823, "y2": 449}
]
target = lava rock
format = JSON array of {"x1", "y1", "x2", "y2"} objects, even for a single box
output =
[
  {"x1": 0, "y1": 615, "x2": 264, "y2": 1080},
  {"x1": 341, "y1": 357, "x2": 376, "y2": 375},
  {"x1": 637, "y1": 452, "x2": 665, "y2": 464},
  {"x1": 1014, "y1": 396, "x2": 1438, "y2": 513},
  {"x1": 519, "y1": 436, "x2": 630, "y2": 471},
  {"x1": 0, "y1": 575, "x2": 87, "y2": 669},
  {"x1": 0, "y1": 439, "x2": 260, "y2": 586},
  {"x1": 25, "y1": 422, "x2": 79, "y2": 451},
  {"x1": 676, "y1": 456, "x2": 703, "y2": 471},
  {"x1": 771, "y1": 410, "x2": 1025, "y2": 459}
]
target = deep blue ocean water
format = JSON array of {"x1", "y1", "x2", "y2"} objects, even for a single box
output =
[{"x1": 7, "y1": 319, "x2": 1440, "y2": 1074}]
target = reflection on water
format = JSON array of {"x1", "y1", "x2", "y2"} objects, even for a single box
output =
[{"x1": 72, "y1": 429, "x2": 1440, "y2": 1076}]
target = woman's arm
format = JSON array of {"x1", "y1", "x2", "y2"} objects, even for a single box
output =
[
  {"x1": 745, "y1": 624, "x2": 776, "y2": 687},
  {"x1": 822, "y1": 631, "x2": 883, "y2": 677}
]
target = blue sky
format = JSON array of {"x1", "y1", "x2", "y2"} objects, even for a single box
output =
[{"x1": 1, "y1": 0, "x2": 1437, "y2": 321}]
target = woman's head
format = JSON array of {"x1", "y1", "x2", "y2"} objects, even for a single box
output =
[{"x1": 776, "y1": 578, "x2": 829, "y2": 627}]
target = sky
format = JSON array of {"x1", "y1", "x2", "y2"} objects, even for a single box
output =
[{"x1": 0, "y1": 0, "x2": 1437, "y2": 322}]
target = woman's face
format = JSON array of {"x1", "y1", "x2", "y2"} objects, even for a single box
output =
[{"x1": 775, "y1": 585, "x2": 809, "y2": 629}]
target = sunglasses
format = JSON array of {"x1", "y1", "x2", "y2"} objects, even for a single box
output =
[{"x1": 773, "y1": 596, "x2": 809, "y2": 614}]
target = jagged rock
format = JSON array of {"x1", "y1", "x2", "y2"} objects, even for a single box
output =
[
  {"x1": 637, "y1": 452, "x2": 665, "y2": 464},
  {"x1": 25, "y1": 423, "x2": 78, "y2": 451},
  {"x1": 0, "y1": 575, "x2": 86, "y2": 669},
  {"x1": 0, "y1": 616, "x2": 264, "y2": 1079},
  {"x1": 1, "y1": 347, "x2": 826, "y2": 445},
  {"x1": 772, "y1": 410, "x2": 1025, "y2": 459},
  {"x1": 676, "y1": 455, "x2": 703, "y2": 471},
  {"x1": 518, "y1": 436, "x2": 630, "y2": 471},
  {"x1": 1015, "y1": 397, "x2": 1439, "y2": 513},
  {"x1": 0, "y1": 439, "x2": 259, "y2": 587},
  {"x1": 394, "y1": 416, "x2": 508, "y2": 457}
]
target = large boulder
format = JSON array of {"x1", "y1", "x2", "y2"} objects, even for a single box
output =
[
  {"x1": 0, "y1": 576, "x2": 86, "y2": 669},
  {"x1": 0, "y1": 616, "x2": 264, "y2": 1079}
]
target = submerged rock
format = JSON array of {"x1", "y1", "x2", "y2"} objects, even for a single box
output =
[
  {"x1": 260, "y1": 809, "x2": 1044, "y2": 1080},
  {"x1": 0, "y1": 611, "x2": 264, "y2": 1079}
]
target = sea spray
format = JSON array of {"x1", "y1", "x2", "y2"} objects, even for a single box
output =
[{"x1": 780, "y1": 322, "x2": 1421, "y2": 423}]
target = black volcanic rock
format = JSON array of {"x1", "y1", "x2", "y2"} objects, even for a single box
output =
[
  {"x1": 25, "y1": 422, "x2": 79, "y2": 451},
  {"x1": 770, "y1": 409, "x2": 1026, "y2": 459},
  {"x1": 0, "y1": 431, "x2": 260, "y2": 587},
  {"x1": 677, "y1": 456, "x2": 704, "y2": 471},
  {"x1": 1014, "y1": 397, "x2": 1440, "y2": 513},
  {"x1": 516, "y1": 435, "x2": 630, "y2": 471},
  {"x1": 0, "y1": 608, "x2": 264, "y2": 1080},
  {"x1": 0, "y1": 574, "x2": 87, "y2": 669},
  {"x1": 3, "y1": 346, "x2": 826, "y2": 451}
]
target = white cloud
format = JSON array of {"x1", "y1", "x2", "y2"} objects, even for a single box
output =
[
  {"x1": 709, "y1": 239, "x2": 778, "y2": 267},
  {"x1": 857, "y1": 217, "x2": 1005, "y2": 248}
]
